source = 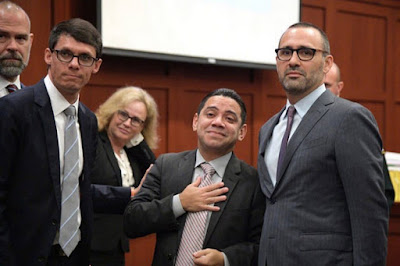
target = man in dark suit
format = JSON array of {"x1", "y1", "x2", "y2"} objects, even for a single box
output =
[
  {"x1": 124, "y1": 88, "x2": 265, "y2": 266},
  {"x1": 0, "y1": 18, "x2": 131, "y2": 265},
  {"x1": 0, "y1": 1, "x2": 33, "y2": 96},
  {"x1": 257, "y1": 22, "x2": 388, "y2": 265}
]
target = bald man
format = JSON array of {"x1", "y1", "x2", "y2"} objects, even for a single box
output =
[
  {"x1": 323, "y1": 62, "x2": 344, "y2": 96},
  {"x1": 0, "y1": 0, "x2": 33, "y2": 97}
]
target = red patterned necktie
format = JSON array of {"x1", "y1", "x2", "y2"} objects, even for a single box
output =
[
  {"x1": 175, "y1": 163, "x2": 216, "y2": 266},
  {"x1": 6, "y1": 84, "x2": 18, "y2": 94}
]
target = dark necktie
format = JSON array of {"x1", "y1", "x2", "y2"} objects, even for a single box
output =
[
  {"x1": 59, "y1": 105, "x2": 80, "y2": 256},
  {"x1": 6, "y1": 84, "x2": 18, "y2": 94},
  {"x1": 277, "y1": 106, "x2": 296, "y2": 177},
  {"x1": 175, "y1": 163, "x2": 216, "y2": 266}
]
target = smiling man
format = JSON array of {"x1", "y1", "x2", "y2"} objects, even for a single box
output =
[
  {"x1": 124, "y1": 88, "x2": 265, "y2": 266},
  {"x1": 0, "y1": 1, "x2": 33, "y2": 97},
  {"x1": 257, "y1": 22, "x2": 388, "y2": 266},
  {"x1": 0, "y1": 18, "x2": 132, "y2": 265}
]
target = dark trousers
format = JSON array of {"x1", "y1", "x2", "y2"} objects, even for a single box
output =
[
  {"x1": 90, "y1": 249, "x2": 125, "y2": 266},
  {"x1": 47, "y1": 242, "x2": 88, "y2": 266}
]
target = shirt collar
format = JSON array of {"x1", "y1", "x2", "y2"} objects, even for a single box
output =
[
  {"x1": 44, "y1": 75, "x2": 79, "y2": 116},
  {"x1": 284, "y1": 84, "x2": 326, "y2": 119},
  {"x1": 195, "y1": 149, "x2": 232, "y2": 178},
  {"x1": 0, "y1": 75, "x2": 22, "y2": 90}
]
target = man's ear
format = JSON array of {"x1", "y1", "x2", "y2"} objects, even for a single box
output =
[
  {"x1": 92, "y1": 58, "x2": 103, "y2": 74},
  {"x1": 323, "y1": 55, "x2": 334, "y2": 74},
  {"x1": 337, "y1": 81, "x2": 344, "y2": 96},
  {"x1": 192, "y1": 113, "x2": 199, "y2": 132},
  {"x1": 238, "y1": 124, "x2": 247, "y2": 141},
  {"x1": 44, "y1": 48, "x2": 52, "y2": 65}
]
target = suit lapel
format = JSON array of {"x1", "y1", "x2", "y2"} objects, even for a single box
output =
[
  {"x1": 34, "y1": 80, "x2": 62, "y2": 210},
  {"x1": 176, "y1": 151, "x2": 197, "y2": 197},
  {"x1": 99, "y1": 131, "x2": 123, "y2": 186},
  {"x1": 258, "y1": 109, "x2": 284, "y2": 197},
  {"x1": 78, "y1": 103, "x2": 94, "y2": 182},
  {"x1": 275, "y1": 91, "x2": 335, "y2": 187},
  {"x1": 204, "y1": 154, "x2": 240, "y2": 245}
]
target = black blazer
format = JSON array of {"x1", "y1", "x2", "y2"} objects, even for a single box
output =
[
  {"x1": 124, "y1": 150, "x2": 265, "y2": 266},
  {"x1": 90, "y1": 131, "x2": 155, "y2": 253},
  {"x1": 0, "y1": 79, "x2": 131, "y2": 265}
]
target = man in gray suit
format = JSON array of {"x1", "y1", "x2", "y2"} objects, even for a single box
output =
[
  {"x1": 124, "y1": 88, "x2": 265, "y2": 266},
  {"x1": 324, "y1": 62, "x2": 395, "y2": 210},
  {"x1": 257, "y1": 22, "x2": 388, "y2": 265}
]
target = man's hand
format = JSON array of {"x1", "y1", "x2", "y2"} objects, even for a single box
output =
[
  {"x1": 179, "y1": 177, "x2": 228, "y2": 212},
  {"x1": 193, "y1": 248, "x2": 224, "y2": 266}
]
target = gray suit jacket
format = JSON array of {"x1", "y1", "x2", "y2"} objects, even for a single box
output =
[
  {"x1": 124, "y1": 150, "x2": 265, "y2": 266},
  {"x1": 257, "y1": 90, "x2": 388, "y2": 266}
]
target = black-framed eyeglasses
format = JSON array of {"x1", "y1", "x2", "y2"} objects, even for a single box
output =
[
  {"x1": 116, "y1": 110, "x2": 145, "y2": 127},
  {"x1": 51, "y1": 49, "x2": 99, "y2": 67},
  {"x1": 275, "y1": 47, "x2": 328, "y2": 61}
]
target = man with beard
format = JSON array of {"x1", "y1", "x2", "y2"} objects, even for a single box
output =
[
  {"x1": 257, "y1": 22, "x2": 388, "y2": 265},
  {"x1": 0, "y1": 1, "x2": 33, "y2": 97}
]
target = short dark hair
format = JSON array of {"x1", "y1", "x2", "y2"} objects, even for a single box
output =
[
  {"x1": 283, "y1": 22, "x2": 330, "y2": 54},
  {"x1": 48, "y1": 18, "x2": 102, "y2": 58},
  {"x1": 197, "y1": 88, "x2": 247, "y2": 125}
]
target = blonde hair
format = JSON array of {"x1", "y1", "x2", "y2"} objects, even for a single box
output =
[{"x1": 96, "y1": 86, "x2": 159, "y2": 149}]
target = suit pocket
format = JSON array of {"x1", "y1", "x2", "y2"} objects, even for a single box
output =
[{"x1": 300, "y1": 233, "x2": 352, "y2": 251}]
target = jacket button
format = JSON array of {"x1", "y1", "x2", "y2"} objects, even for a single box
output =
[
  {"x1": 270, "y1": 198, "x2": 276, "y2": 204},
  {"x1": 167, "y1": 253, "x2": 174, "y2": 261},
  {"x1": 38, "y1": 256, "x2": 46, "y2": 263},
  {"x1": 51, "y1": 219, "x2": 58, "y2": 226}
]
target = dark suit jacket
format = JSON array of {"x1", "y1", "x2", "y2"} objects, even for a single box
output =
[
  {"x1": 90, "y1": 131, "x2": 155, "y2": 254},
  {"x1": 257, "y1": 90, "x2": 388, "y2": 266},
  {"x1": 0, "y1": 79, "x2": 130, "y2": 265},
  {"x1": 123, "y1": 150, "x2": 265, "y2": 266}
]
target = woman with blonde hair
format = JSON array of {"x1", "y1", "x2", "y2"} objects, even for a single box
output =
[{"x1": 90, "y1": 86, "x2": 158, "y2": 266}]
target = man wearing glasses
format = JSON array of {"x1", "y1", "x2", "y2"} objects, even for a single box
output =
[
  {"x1": 0, "y1": 18, "x2": 132, "y2": 265},
  {"x1": 257, "y1": 22, "x2": 388, "y2": 265}
]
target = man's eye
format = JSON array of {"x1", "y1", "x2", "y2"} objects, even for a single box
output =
[
  {"x1": 60, "y1": 50, "x2": 72, "y2": 57},
  {"x1": 80, "y1": 54, "x2": 91, "y2": 61}
]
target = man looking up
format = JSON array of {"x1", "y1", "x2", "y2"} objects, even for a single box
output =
[{"x1": 0, "y1": 0, "x2": 33, "y2": 97}]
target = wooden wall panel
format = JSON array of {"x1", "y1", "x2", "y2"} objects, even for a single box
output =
[
  {"x1": 331, "y1": 9, "x2": 387, "y2": 99},
  {"x1": 301, "y1": 3, "x2": 326, "y2": 31},
  {"x1": 14, "y1": 0, "x2": 49, "y2": 85},
  {"x1": 395, "y1": 18, "x2": 400, "y2": 103}
]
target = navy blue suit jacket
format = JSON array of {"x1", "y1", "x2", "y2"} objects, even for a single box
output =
[{"x1": 0, "y1": 79, "x2": 130, "y2": 265}]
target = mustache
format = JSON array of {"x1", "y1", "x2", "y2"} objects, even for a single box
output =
[
  {"x1": 0, "y1": 52, "x2": 23, "y2": 61},
  {"x1": 284, "y1": 67, "x2": 305, "y2": 76}
]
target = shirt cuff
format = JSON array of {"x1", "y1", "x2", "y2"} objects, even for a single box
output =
[
  {"x1": 223, "y1": 252, "x2": 230, "y2": 266},
  {"x1": 172, "y1": 194, "x2": 186, "y2": 218}
]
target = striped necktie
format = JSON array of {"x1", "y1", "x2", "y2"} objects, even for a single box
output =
[
  {"x1": 175, "y1": 163, "x2": 215, "y2": 266},
  {"x1": 59, "y1": 105, "x2": 80, "y2": 256}
]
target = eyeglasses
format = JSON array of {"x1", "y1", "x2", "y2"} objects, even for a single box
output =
[
  {"x1": 275, "y1": 47, "x2": 328, "y2": 61},
  {"x1": 51, "y1": 49, "x2": 99, "y2": 67},
  {"x1": 116, "y1": 110, "x2": 145, "y2": 127}
]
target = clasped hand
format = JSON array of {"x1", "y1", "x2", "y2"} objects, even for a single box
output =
[{"x1": 179, "y1": 177, "x2": 229, "y2": 212}]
